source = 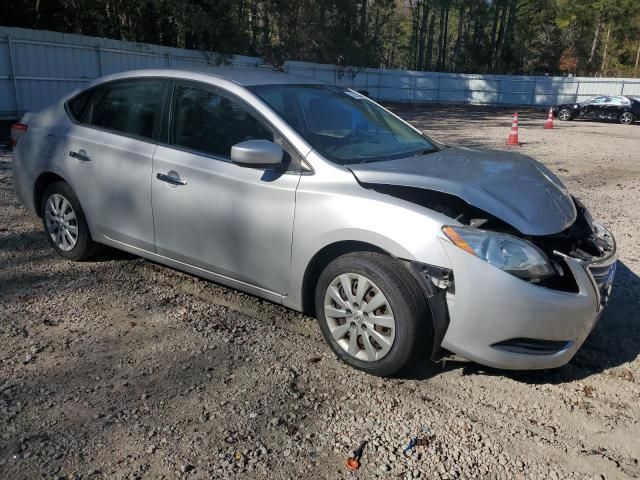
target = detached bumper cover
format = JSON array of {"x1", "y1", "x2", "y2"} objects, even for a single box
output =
[{"x1": 439, "y1": 238, "x2": 616, "y2": 370}]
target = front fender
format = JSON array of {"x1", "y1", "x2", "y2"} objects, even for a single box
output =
[{"x1": 286, "y1": 162, "x2": 453, "y2": 310}]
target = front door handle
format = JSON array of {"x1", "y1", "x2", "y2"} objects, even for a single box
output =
[
  {"x1": 69, "y1": 150, "x2": 91, "y2": 162},
  {"x1": 156, "y1": 172, "x2": 187, "y2": 186}
]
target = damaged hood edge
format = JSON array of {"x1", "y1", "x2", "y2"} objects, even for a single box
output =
[{"x1": 348, "y1": 147, "x2": 577, "y2": 236}]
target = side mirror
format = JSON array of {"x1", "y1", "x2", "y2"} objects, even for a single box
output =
[{"x1": 231, "y1": 140, "x2": 283, "y2": 167}]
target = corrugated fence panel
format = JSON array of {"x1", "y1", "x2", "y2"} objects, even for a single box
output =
[
  {"x1": 0, "y1": 26, "x2": 264, "y2": 117},
  {"x1": 2, "y1": 26, "x2": 640, "y2": 119},
  {"x1": 0, "y1": 40, "x2": 11, "y2": 76},
  {"x1": 622, "y1": 82, "x2": 640, "y2": 96},
  {"x1": 0, "y1": 79, "x2": 16, "y2": 112},
  {"x1": 471, "y1": 77, "x2": 501, "y2": 104},
  {"x1": 13, "y1": 41, "x2": 98, "y2": 78},
  {"x1": 100, "y1": 50, "x2": 165, "y2": 75},
  {"x1": 578, "y1": 80, "x2": 622, "y2": 96}
]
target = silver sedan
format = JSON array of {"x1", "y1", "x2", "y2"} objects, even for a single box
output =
[{"x1": 11, "y1": 69, "x2": 617, "y2": 376}]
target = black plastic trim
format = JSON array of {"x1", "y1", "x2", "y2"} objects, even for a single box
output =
[
  {"x1": 491, "y1": 338, "x2": 571, "y2": 356},
  {"x1": 405, "y1": 261, "x2": 453, "y2": 362}
]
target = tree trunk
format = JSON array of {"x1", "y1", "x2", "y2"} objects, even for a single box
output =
[
  {"x1": 635, "y1": 40, "x2": 640, "y2": 77},
  {"x1": 436, "y1": 1, "x2": 449, "y2": 70},
  {"x1": 436, "y1": 5, "x2": 445, "y2": 70},
  {"x1": 600, "y1": 24, "x2": 611, "y2": 75},
  {"x1": 426, "y1": 7, "x2": 437, "y2": 69},
  {"x1": 262, "y1": 3, "x2": 270, "y2": 55},
  {"x1": 462, "y1": 2, "x2": 474, "y2": 66},
  {"x1": 360, "y1": 0, "x2": 368, "y2": 50},
  {"x1": 451, "y1": 3, "x2": 465, "y2": 71},
  {"x1": 441, "y1": 2, "x2": 449, "y2": 70},
  {"x1": 493, "y1": 1, "x2": 508, "y2": 71},
  {"x1": 250, "y1": 1, "x2": 258, "y2": 54},
  {"x1": 409, "y1": 1, "x2": 420, "y2": 69},
  {"x1": 499, "y1": 0, "x2": 518, "y2": 71},
  {"x1": 473, "y1": 0, "x2": 482, "y2": 51},
  {"x1": 488, "y1": 2, "x2": 499, "y2": 71},
  {"x1": 34, "y1": 0, "x2": 41, "y2": 26},
  {"x1": 588, "y1": 11, "x2": 602, "y2": 65},
  {"x1": 417, "y1": 1, "x2": 430, "y2": 70}
]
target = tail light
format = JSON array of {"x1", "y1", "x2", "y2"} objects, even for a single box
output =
[{"x1": 10, "y1": 122, "x2": 28, "y2": 147}]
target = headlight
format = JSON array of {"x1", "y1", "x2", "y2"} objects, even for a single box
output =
[{"x1": 442, "y1": 226, "x2": 555, "y2": 282}]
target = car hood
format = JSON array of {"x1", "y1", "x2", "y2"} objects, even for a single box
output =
[{"x1": 348, "y1": 146, "x2": 576, "y2": 236}]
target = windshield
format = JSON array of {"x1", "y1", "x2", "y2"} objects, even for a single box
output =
[
  {"x1": 582, "y1": 96, "x2": 606, "y2": 105},
  {"x1": 248, "y1": 84, "x2": 437, "y2": 164}
]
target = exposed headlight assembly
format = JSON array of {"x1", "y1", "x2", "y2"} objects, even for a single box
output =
[{"x1": 442, "y1": 226, "x2": 555, "y2": 282}]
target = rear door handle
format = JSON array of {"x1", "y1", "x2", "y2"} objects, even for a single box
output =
[
  {"x1": 69, "y1": 150, "x2": 91, "y2": 162},
  {"x1": 156, "y1": 172, "x2": 187, "y2": 186}
]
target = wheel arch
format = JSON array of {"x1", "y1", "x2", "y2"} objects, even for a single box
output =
[
  {"x1": 33, "y1": 171, "x2": 68, "y2": 217},
  {"x1": 300, "y1": 240, "x2": 389, "y2": 316},
  {"x1": 300, "y1": 240, "x2": 451, "y2": 362}
]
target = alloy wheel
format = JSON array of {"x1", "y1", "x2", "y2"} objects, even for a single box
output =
[
  {"x1": 558, "y1": 109, "x2": 571, "y2": 121},
  {"x1": 620, "y1": 112, "x2": 633, "y2": 125},
  {"x1": 323, "y1": 273, "x2": 396, "y2": 362},
  {"x1": 44, "y1": 193, "x2": 78, "y2": 251}
]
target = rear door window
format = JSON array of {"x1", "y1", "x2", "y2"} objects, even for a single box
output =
[{"x1": 88, "y1": 79, "x2": 166, "y2": 140}]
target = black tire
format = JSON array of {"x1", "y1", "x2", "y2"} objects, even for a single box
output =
[
  {"x1": 314, "y1": 252, "x2": 432, "y2": 377},
  {"x1": 558, "y1": 108, "x2": 573, "y2": 121},
  {"x1": 41, "y1": 181, "x2": 99, "y2": 261},
  {"x1": 619, "y1": 112, "x2": 635, "y2": 125}
]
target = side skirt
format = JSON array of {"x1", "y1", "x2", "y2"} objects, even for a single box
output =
[{"x1": 97, "y1": 236, "x2": 287, "y2": 306}]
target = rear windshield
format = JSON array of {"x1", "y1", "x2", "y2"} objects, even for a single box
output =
[{"x1": 249, "y1": 84, "x2": 437, "y2": 165}]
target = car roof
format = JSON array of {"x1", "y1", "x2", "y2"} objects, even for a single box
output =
[{"x1": 97, "y1": 67, "x2": 326, "y2": 87}]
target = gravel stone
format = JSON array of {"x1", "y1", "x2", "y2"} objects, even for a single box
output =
[{"x1": 1, "y1": 109, "x2": 639, "y2": 479}]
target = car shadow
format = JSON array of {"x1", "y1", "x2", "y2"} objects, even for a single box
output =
[
  {"x1": 0, "y1": 227, "x2": 135, "y2": 263},
  {"x1": 401, "y1": 260, "x2": 640, "y2": 384},
  {"x1": 90, "y1": 246, "x2": 137, "y2": 262},
  {"x1": 10, "y1": 224, "x2": 637, "y2": 386}
]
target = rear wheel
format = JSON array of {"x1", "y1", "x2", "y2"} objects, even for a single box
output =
[
  {"x1": 314, "y1": 252, "x2": 431, "y2": 377},
  {"x1": 619, "y1": 112, "x2": 635, "y2": 125},
  {"x1": 41, "y1": 182, "x2": 99, "y2": 261},
  {"x1": 558, "y1": 108, "x2": 572, "y2": 121}
]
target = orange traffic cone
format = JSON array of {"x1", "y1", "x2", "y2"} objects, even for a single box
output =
[
  {"x1": 544, "y1": 107, "x2": 554, "y2": 129},
  {"x1": 506, "y1": 112, "x2": 520, "y2": 146}
]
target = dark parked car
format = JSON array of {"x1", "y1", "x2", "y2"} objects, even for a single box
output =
[{"x1": 553, "y1": 95, "x2": 640, "y2": 125}]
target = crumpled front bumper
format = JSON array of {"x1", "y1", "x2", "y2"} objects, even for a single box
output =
[{"x1": 439, "y1": 237, "x2": 617, "y2": 370}]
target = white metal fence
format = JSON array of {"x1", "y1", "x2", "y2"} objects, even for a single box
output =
[{"x1": 2, "y1": 26, "x2": 640, "y2": 119}]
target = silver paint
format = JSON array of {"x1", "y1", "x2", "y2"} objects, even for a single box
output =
[
  {"x1": 348, "y1": 146, "x2": 577, "y2": 236},
  {"x1": 230, "y1": 139, "x2": 284, "y2": 166},
  {"x1": 11, "y1": 68, "x2": 616, "y2": 371}
]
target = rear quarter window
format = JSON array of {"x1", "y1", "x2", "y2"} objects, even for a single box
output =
[{"x1": 67, "y1": 88, "x2": 95, "y2": 122}]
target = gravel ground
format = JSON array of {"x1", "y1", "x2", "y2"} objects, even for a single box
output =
[{"x1": 1, "y1": 106, "x2": 639, "y2": 480}]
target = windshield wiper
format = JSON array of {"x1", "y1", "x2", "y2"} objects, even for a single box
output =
[
  {"x1": 356, "y1": 149, "x2": 436, "y2": 164},
  {"x1": 413, "y1": 148, "x2": 437, "y2": 156}
]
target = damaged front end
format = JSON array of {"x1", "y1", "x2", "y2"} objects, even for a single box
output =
[
  {"x1": 404, "y1": 261, "x2": 453, "y2": 362},
  {"x1": 528, "y1": 199, "x2": 617, "y2": 309},
  {"x1": 367, "y1": 183, "x2": 617, "y2": 363}
]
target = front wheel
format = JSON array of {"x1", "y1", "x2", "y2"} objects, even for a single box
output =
[
  {"x1": 558, "y1": 108, "x2": 573, "y2": 121},
  {"x1": 314, "y1": 252, "x2": 431, "y2": 377},
  {"x1": 619, "y1": 112, "x2": 635, "y2": 125}
]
